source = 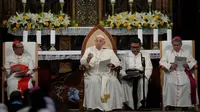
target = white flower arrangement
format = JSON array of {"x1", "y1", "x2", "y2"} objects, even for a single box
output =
[
  {"x1": 106, "y1": 11, "x2": 173, "y2": 30},
  {"x1": 6, "y1": 11, "x2": 78, "y2": 31}
]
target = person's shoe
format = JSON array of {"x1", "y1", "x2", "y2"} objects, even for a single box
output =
[
  {"x1": 168, "y1": 106, "x2": 175, "y2": 110},
  {"x1": 93, "y1": 108, "x2": 103, "y2": 112}
]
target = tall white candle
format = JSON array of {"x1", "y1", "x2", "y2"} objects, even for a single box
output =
[
  {"x1": 50, "y1": 30, "x2": 56, "y2": 44},
  {"x1": 148, "y1": 0, "x2": 152, "y2": 3},
  {"x1": 129, "y1": 0, "x2": 133, "y2": 3},
  {"x1": 111, "y1": 0, "x2": 115, "y2": 4},
  {"x1": 23, "y1": 30, "x2": 28, "y2": 42},
  {"x1": 59, "y1": 0, "x2": 64, "y2": 3},
  {"x1": 40, "y1": 0, "x2": 45, "y2": 3},
  {"x1": 153, "y1": 29, "x2": 158, "y2": 42},
  {"x1": 167, "y1": 29, "x2": 172, "y2": 41},
  {"x1": 22, "y1": 0, "x2": 27, "y2": 3},
  {"x1": 138, "y1": 29, "x2": 143, "y2": 43},
  {"x1": 36, "y1": 31, "x2": 41, "y2": 44}
]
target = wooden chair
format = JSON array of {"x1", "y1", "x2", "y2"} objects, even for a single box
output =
[
  {"x1": 159, "y1": 40, "x2": 198, "y2": 111},
  {"x1": 2, "y1": 42, "x2": 38, "y2": 103},
  {"x1": 79, "y1": 25, "x2": 120, "y2": 112}
]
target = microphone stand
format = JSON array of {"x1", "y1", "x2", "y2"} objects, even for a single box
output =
[{"x1": 140, "y1": 55, "x2": 150, "y2": 111}]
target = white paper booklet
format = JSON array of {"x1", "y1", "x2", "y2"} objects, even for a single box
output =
[
  {"x1": 98, "y1": 59, "x2": 111, "y2": 73},
  {"x1": 174, "y1": 56, "x2": 187, "y2": 71}
]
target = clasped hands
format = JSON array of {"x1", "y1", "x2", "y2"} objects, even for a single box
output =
[
  {"x1": 170, "y1": 63, "x2": 189, "y2": 70},
  {"x1": 11, "y1": 66, "x2": 39, "y2": 77}
]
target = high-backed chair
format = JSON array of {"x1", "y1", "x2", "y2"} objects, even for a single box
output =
[
  {"x1": 79, "y1": 25, "x2": 120, "y2": 112},
  {"x1": 2, "y1": 42, "x2": 38, "y2": 103},
  {"x1": 159, "y1": 40, "x2": 198, "y2": 111}
]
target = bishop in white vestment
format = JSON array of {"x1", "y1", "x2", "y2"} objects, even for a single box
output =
[
  {"x1": 80, "y1": 35, "x2": 123, "y2": 111},
  {"x1": 120, "y1": 38, "x2": 153, "y2": 110},
  {"x1": 159, "y1": 36, "x2": 199, "y2": 108},
  {"x1": 4, "y1": 41, "x2": 36, "y2": 98}
]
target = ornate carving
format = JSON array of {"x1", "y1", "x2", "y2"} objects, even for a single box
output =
[
  {"x1": 75, "y1": 0, "x2": 98, "y2": 26},
  {"x1": 76, "y1": 0, "x2": 87, "y2": 26},
  {"x1": 87, "y1": 0, "x2": 98, "y2": 25}
]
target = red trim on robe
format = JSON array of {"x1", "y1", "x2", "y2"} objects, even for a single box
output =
[
  {"x1": 18, "y1": 76, "x2": 31, "y2": 95},
  {"x1": 11, "y1": 64, "x2": 30, "y2": 95},
  {"x1": 185, "y1": 69, "x2": 196, "y2": 104}
]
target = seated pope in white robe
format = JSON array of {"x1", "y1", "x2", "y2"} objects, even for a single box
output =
[
  {"x1": 159, "y1": 36, "x2": 199, "y2": 109},
  {"x1": 80, "y1": 35, "x2": 123, "y2": 111},
  {"x1": 4, "y1": 41, "x2": 37, "y2": 98},
  {"x1": 120, "y1": 37, "x2": 153, "y2": 110}
]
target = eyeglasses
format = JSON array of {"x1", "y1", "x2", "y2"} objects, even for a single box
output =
[
  {"x1": 130, "y1": 46, "x2": 140, "y2": 49},
  {"x1": 15, "y1": 46, "x2": 24, "y2": 49}
]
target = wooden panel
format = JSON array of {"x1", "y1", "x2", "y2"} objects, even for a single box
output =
[
  {"x1": 59, "y1": 36, "x2": 71, "y2": 50},
  {"x1": 59, "y1": 36, "x2": 72, "y2": 73},
  {"x1": 0, "y1": 0, "x2": 3, "y2": 20},
  {"x1": 154, "y1": 0, "x2": 172, "y2": 17}
]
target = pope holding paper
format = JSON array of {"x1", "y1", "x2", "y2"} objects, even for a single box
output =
[{"x1": 80, "y1": 35, "x2": 123, "y2": 111}]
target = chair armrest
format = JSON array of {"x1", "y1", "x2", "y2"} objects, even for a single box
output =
[
  {"x1": 1, "y1": 67, "x2": 6, "y2": 71},
  {"x1": 112, "y1": 66, "x2": 122, "y2": 71},
  {"x1": 79, "y1": 65, "x2": 86, "y2": 71},
  {"x1": 193, "y1": 64, "x2": 198, "y2": 69},
  {"x1": 159, "y1": 65, "x2": 169, "y2": 72}
]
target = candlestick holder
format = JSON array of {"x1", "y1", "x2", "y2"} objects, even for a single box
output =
[
  {"x1": 153, "y1": 42, "x2": 159, "y2": 49},
  {"x1": 60, "y1": 3, "x2": 64, "y2": 13},
  {"x1": 129, "y1": 4, "x2": 133, "y2": 13},
  {"x1": 129, "y1": 0, "x2": 134, "y2": 13},
  {"x1": 38, "y1": 44, "x2": 43, "y2": 51},
  {"x1": 148, "y1": 2, "x2": 152, "y2": 12},
  {"x1": 111, "y1": 3, "x2": 115, "y2": 15},
  {"x1": 41, "y1": 3, "x2": 45, "y2": 13},
  {"x1": 23, "y1": 3, "x2": 26, "y2": 13},
  {"x1": 49, "y1": 44, "x2": 56, "y2": 51}
]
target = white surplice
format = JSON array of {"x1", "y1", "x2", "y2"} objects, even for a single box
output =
[
  {"x1": 120, "y1": 51, "x2": 153, "y2": 109},
  {"x1": 80, "y1": 46, "x2": 123, "y2": 111},
  {"x1": 159, "y1": 49, "x2": 199, "y2": 107},
  {"x1": 4, "y1": 53, "x2": 35, "y2": 98}
]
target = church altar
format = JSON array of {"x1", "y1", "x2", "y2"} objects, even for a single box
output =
[
  {"x1": 8, "y1": 27, "x2": 168, "y2": 36},
  {"x1": 38, "y1": 50, "x2": 160, "y2": 60},
  {"x1": 8, "y1": 27, "x2": 164, "y2": 60}
]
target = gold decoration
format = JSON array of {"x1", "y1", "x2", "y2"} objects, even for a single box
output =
[
  {"x1": 100, "y1": 98, "x2": 107, "y2": 103},
  {"x1": 100, "y1": 94, "x2": 110, "y2": 103},
  {"x1": 104, "y1": 93, "x2": 110, "y2": 100}
]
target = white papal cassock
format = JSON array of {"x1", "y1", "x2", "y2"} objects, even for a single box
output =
[
  {"x1": 159, "y1": 49, "x2": 199, "y2": 107},
  {"x1": 120, "y1": 51, "x2": 153, "y2": 109},
  {"x1": 4, "y1": 53, "x2": 35, "y2": 98},
  {"x1": 80, "y1": 46, "x2": 123, "y2": 111}
]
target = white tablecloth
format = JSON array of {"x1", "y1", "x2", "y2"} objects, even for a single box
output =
[
  {"x1": 8, "y1": 27, "x2": 167, "y2": 36},
  {"x1": 38, "y1": 50, "x2": 160, "y2": 60}
]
